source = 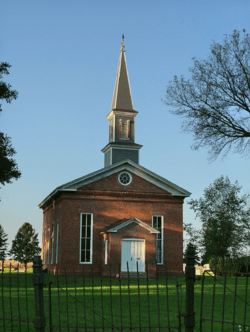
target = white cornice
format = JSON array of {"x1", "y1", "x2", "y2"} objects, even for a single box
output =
[
  {"x1": 100, "y1": 217, "x2": 160, "y2": 234},
  {"x1": 38, "y1": 159, "x2": 191, "y2": 208},
  {"x1": 101, "y1": 143, "x2": 142, "y2": 153},
  {"x1": 106, "y1": 110, "x2": 138, "y2": 121}
]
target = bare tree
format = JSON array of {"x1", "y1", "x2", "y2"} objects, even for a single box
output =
[{"x1": 164, "y1": 30, "x2": 250, "y2": 161}]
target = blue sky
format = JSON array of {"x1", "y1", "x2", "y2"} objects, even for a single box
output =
[{"x1": 1, "y1": 0, "x2": 250, "y2": 251}]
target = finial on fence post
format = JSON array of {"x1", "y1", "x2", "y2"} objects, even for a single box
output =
[
  {"x1": 184, "y1": 243, "x2": 196, "y2": 332},
  {"x1": 32, "y1": 256, "x2": 46, "y2": 331}
]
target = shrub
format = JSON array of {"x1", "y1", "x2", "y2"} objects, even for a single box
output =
[{"x1": 209, "y1": 256, "x2": 250, "y2": 276}]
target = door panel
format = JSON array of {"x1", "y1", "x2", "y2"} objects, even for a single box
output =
[
  {"x1": 121, "y1": 240, "x2": 145, "y2": 272},
  {"x1": 121, "y1": 240, "x2": 131, "y2": 272}
]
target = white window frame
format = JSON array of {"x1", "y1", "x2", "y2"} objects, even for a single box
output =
[
  {"x1": 105, "y1": 240, "x2": 108, "y2": 265},
  {"x1": 51, "y1": 225, "x2": 54, "y2": 264},
  {"x1": 56, "y1": 223, "x2": 59, "y2": 264},
  {"x1": 43, "y1": 230, "x2": 46, "y2": 264},
  {"x1": 79, "y1": 213, "x2": 93, "y2": 264},
  {"x1": 47, "y1": 228, "x2": 50, "y2": 264},
  {"x1": 152, "y1": 215, "x2": 164, "y2": 265},
  {"x1": 118, "y1": 172, "x2": 132, "y2": 186}
]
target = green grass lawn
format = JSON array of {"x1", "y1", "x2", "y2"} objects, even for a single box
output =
[{"x1": 0, "y1": 269, "x2": 249, "y2": 332}]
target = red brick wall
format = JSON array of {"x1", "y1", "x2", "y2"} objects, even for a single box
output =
[
  {"x1": 79, "y1": 172, "x2": 171, "y2": 194},
  {"x1": 41, "y1": 171, "x2": 184, "y2": 276},
  {"x1": 102, "y1": 222, "x2": 157, "y2": 276}
]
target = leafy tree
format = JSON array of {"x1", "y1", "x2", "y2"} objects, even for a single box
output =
[
  {"x1": 0, "y1": 62, "x2": 20, "y2": 190},
  {"x1": 0, "y1": 133, "x2": 21, "y2": 187},
  {"x1": 0, "y1": 224, "x2": 8, "y2": 272},
  {"x1": 9, "y1": 223, "x2": 41, "y2": 271},
  {"x1": 164, "y1": 30, "x2": 250, "y2": 161},
  {"x1": 203, "y1": 212, "x2": 238, "y2": 265},
  {"x1": 0, "y1": 62, "x2": 18, "y2": 112},
  {"x1": 183, "y1": 222, "x2": 202, "y2": 250},
  {"x1": 188, "y1": 175, "x2": 250, "y2": 267}
]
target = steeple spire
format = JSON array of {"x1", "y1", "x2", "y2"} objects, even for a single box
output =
[
  {"x1": 101, "y1": 39, "x2": 142, "y2": 167},
  {"x1": 110, "y1": 35, "x2": 133, "y2": 111}
]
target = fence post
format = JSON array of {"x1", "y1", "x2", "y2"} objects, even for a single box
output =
[
  {"x1": 32, "y1": 256, "x2": 46, "y2": 332},
  {"x1": 185, "y1": 243, "x2": 195, "y2": 332}
]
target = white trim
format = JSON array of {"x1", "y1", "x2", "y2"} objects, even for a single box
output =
[
  {"x1": 47, "y1": 228, "x2": 50, "y2": 264},
  {"x1": 38, "y1": 159, "x2": 191, "y2": 207},
  {"x1": 112, "y1": 147, "x2": 139, "y2": 151},
  {"x1": 134, "y1": 118, "x2": 135, "y2": 142},
  {"x1": 105, "y1": 240, "x2": 108, "y2": 265},
  {"x1": 152, "y1": 215, "x2": 164, "y2": 265},
  {"x1": 118, "y1": 171, "x2": 132, "y2": 186},
  {"x1": 79, "y1": 213, "x2": 93, "y2": 264},
  {"x1": 56, "y1": 223, "x2": 59, "y2": 264},
  {"x1": 103, "y1": 217, "x2": 160, "y2": 234},
  {"x1": 51, "y1": 225, "x2": 54, "y2": 264},
  {"x1": 43, "y1": 230, "x2": 46, "y2": 264},
  {"x1": 113, "y1": 116, "x2": 115, "y2": 143},
  {"x1": 106, "y1": 110, "x2": 138, "y2": 121}
]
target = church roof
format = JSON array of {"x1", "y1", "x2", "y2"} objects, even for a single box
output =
[
  {"x1": 100, "y1": 217, "x2": 160, "y2": 234},
  {"x1": 110, "y1": 38, "x2": 134, "y2": 111},
  {"x1": 38, "y1": 159, "x2": 191, "y2": 208}
]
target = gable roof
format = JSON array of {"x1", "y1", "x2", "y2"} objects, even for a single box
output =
[
  {"x1": 100, "y1": 217, "x2": 160, "y2": 234},
  {"x1": 38, "y1": 159, "x2": 191, "y2": 208}
]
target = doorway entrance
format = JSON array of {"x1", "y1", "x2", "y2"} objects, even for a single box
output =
[{"x1": 121, "y1": 239, "x2": 145, "y2": 272}]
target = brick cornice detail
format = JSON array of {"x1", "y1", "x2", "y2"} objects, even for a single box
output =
[
  {"x1": 76, "y1": 189, "x2": 173, "y2": 199},
  {"x1": 60, "y1": 192, "x2": 183, "y2": 204},
  {"x1": 42, "y1": 190, "x2": 183, "y2": 211}
]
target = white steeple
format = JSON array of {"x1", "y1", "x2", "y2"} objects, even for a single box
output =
[{"x1": 110, "y1": 37, "x2": 134, "y2": 111}]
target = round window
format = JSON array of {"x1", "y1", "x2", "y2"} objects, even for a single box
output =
[{"x1": 118, "y1": 172, "x2": 132, "y2": 186}]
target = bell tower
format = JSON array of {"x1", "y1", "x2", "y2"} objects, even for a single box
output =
[{"x1": 102, "y1": 37, "x2": 142, "y2": 167}]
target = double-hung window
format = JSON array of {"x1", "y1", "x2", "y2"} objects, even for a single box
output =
[
  {"x1": 43, "y1": 230, "x2": 46, "y2": 264},
  {"x1": 47, "y1": 228, "x2": 50, "y2": 264},
  {"x1": 80, "y1": 213, "x2": 93, "y2": 264},
  {"x1": 152, "y1": 216, "x2": 164, "y2": 264},
  {"x1": 56, "y1": 223, "x2": 59, "y2": 264},
  {"x1": 51, "y1": 225, "x2": 54, "y2": 264}
]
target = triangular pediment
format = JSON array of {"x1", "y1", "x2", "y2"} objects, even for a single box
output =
[
  {"x1": 100, "y1": 218, "x2": 160, "y2": 234},
  {"x1": 38, "y1": 160, "x2": 191, "y2": 208}
]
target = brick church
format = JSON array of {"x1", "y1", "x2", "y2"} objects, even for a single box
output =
[{"x1": 39, "y1": 39, "x2": 191, "y2": 276}]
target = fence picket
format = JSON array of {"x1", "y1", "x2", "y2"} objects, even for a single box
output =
[{"x1": 3, "y1": 253, "x2": 249, "y2": 332}]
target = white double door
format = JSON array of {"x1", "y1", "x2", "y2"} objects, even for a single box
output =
[{"x1": 121, "y1": 239, "x2": 145, "y2": 272}]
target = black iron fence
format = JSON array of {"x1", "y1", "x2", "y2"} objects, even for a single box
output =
[
  {"x1": 0, "y1": 262, "x2": 36, "y2": 331},
  {"x1": 45, "y1": 263, "x2": 182, "y2": 331},
  {"x1": 0, "y1": 245, "x2": 250, "y2": 331},
  {"x1": 199, "y1": 266, "x2": 250, "y2": 331}
]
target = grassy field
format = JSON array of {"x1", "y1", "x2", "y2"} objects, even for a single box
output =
[{"x1": 0, "y1": 269, "x2": 249, "y2": 332}]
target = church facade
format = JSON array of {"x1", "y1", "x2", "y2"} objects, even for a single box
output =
[{"x1": 39, "y1": 40, "x2": 191, "y2": 276}]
